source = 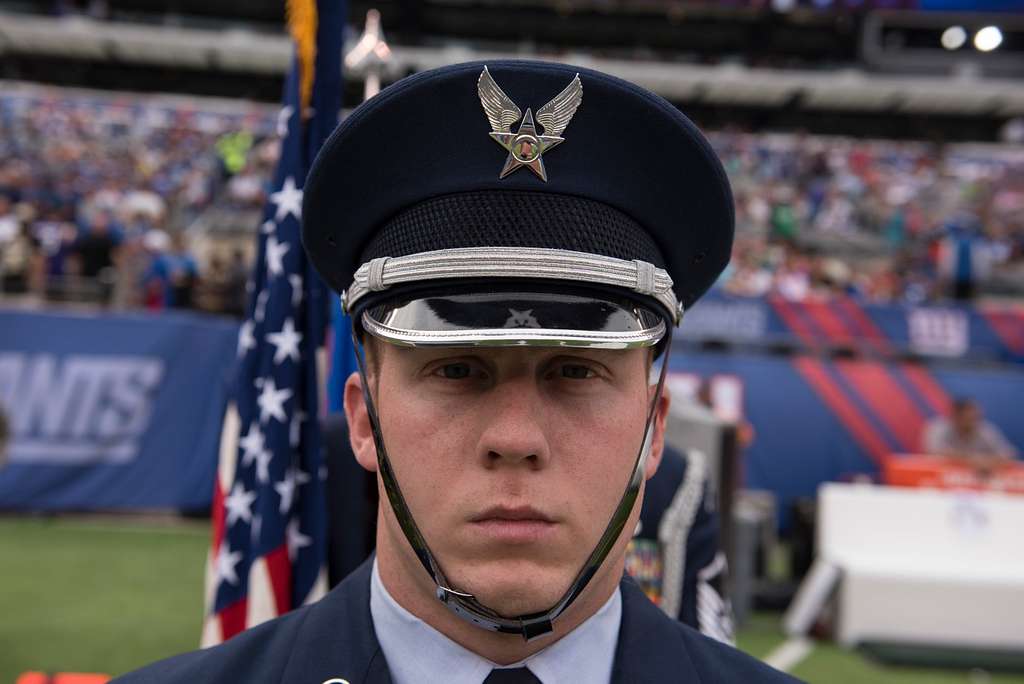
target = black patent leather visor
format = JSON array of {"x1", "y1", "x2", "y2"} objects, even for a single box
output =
[{"x1": 361, "y1": 289, "x2": 667, "y2": 348}]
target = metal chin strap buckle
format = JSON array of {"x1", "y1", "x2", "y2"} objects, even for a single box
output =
[
  {"x1": 520, "y1": 618, "x2": 554, "y2": 641},
  {"x1": 436, "y1": 585, "x2": 474, "y2": 603}
]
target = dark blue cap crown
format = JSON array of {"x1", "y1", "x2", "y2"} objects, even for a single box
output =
[{"x1": 302, "y1": 59, "x2": 734, "y2": 314}]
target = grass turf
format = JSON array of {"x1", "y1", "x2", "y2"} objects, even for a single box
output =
[
  {"x1": 740, "y1": 613, "x2": 1024, "y2": 684},
  {"x1": 2, "y1": 515, "x2": 1023, "y2": 683},
  {"x1": 793, "y1": 642, "x2": 1024, "y2": 684},
  {"x1": 0, "y1": 516, "x2": 209, "y2": 681}
]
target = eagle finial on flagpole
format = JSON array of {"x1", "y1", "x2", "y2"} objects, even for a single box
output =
[{"x1": 345, "y1": 9, "x2": 392, "y2": 101}]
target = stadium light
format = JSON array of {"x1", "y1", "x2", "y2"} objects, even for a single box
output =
[
  {"x1": 941, "y1": 26, "x2": 967, "y2": 51},
  {"x1": 974, "y1": 26, "x2": 1003, "y2": 52}
]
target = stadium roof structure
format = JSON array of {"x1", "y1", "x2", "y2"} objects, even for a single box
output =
[{"x1": 1, "y1": 10, "x2": 1023, "y2": 121}]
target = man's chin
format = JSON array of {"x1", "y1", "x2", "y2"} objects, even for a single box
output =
[
  {"x1": 471, "y1": 586, "x2": 562, "y2": 619},
  {"x1": 446, "y1": 566, "x2": 570, "y2": 619}
]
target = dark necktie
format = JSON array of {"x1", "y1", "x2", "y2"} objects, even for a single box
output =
[{"x1": 483, "y1": 667, "x2": 542, "y2": 684}]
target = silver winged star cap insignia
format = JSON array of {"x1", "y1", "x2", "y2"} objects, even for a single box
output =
[{"x1": 477, "y1": 66, "x2": 583, "y2": 182}]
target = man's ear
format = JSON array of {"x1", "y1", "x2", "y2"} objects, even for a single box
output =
[
  {"x1": 644, "y1": 383, "x2": 671, "y2": 481},
  {"x1": 343, "y1": 371, "x2": 379, "y2": 473}
]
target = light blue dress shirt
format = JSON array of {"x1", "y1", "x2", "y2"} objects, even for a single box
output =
[{"x1": 370, "y1": 560, "x2": 622, "y2": 684}]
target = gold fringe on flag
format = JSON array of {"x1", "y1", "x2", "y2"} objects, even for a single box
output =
[{"x1": 286, "y1": 0, "x2": 318, "y2": 114}]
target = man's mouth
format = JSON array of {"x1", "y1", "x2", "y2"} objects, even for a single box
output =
[{"x1": 469, "y1": 505, "x2": 558, "y2": 543}]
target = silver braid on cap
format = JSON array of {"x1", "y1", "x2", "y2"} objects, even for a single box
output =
[{"x1": 345, "y1": 247, "x2": 680, "y2": 323}]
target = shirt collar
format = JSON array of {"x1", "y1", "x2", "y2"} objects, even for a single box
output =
[{"x1": 370, "y1": 559, "x2": 622, "y2": 684}]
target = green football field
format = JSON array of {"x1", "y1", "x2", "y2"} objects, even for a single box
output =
[{"x1": 1, "y1": 516, "x2": 1022, "y2": 683}]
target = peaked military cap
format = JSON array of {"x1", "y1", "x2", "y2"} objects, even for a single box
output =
[{"x1": 302, "y1": 59, "x2": 733, "y2": 347}]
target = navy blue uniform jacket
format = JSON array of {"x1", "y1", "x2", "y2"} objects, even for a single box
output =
[{"x1": 113, "y1": 558, "x2": 800, "y2": 683}]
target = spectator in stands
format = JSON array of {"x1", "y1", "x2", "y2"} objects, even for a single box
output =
[
  {"x1": 225, "y1": 248, "x2": 249, "y2": 317},
  {"x1": 167, "y1": 234, "x2": 199, "y2": 309},
  {"x1": 225, "y1": 162, "x2": 266, "y2": 209},
  {"x1": 195, "y1": 253, "x2": 230, "y2": 314},
  {"x1": 144, "y1": 232, "x2": 198, "y2": 309},
  {"x1": 936, "y1": 218, "x2": 992, "y2": 301},
  {"x1": 0, "y1": 195, "x2": 19, "y2": 247},
  {"x1": 73, "y1": 211, "x2": 120, "y2": 304},
  {"x1": 193, "y1": 249, "x2": 249, "y2": 317},
  {"x1": 922, "y1": 398, "x2": 1018, "y2": 460},
  {"x1": 1, "y1": 222, "x2": 40, "y2": 295},
  {"x1": 110, "y1": 228, "x2": 150, "y2": 310},
  {"x1": 35, "y1": 217, "x2": 78, "y2": 299},
  {"x1": 140, "y1": 229, "x2": 171, "y2": 310},
  {"x1": 3, "y1": 88, "x2": 1023, "y2": 311}
]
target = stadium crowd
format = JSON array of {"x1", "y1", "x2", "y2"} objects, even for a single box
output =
[
  {"x1": 716, "y1": 132, "x2": 1024, "y2": 303},
  {"x1": 0, "y1": 87, "x2": 1022, "y2": 316},
  {"x1": 0, "y1": 88, "x2": 274, "y2": 315}
]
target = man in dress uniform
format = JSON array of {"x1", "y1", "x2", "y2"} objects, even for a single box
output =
[
  {"x1": 115, "y1": 60, "x2": 799, "y2": 683},
  {"x1": 625, "y1": 447, "x2": 734, "y2": 644}
]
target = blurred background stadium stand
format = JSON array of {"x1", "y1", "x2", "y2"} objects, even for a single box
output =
[{"x1": 1, "y1": 0, "x2": 1023, "y2": 682}]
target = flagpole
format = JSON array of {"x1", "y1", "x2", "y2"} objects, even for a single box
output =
[{"x1": 325, "y1": 9, "x2": 391, "y2": 417}]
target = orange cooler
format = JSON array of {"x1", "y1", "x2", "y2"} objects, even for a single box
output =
[{"x1": 883, "y1": 455, "x2": 1024, "y2": 494}]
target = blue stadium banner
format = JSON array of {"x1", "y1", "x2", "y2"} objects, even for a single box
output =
[
  {"x1": 0, "y1": 308, "x2": 237, "y2": 511},
  {"x1": 682, "y1": 292, "x2": 1024, "y2": 364},
  {"x1": 668, "y1": 350, "x2": 1024, "y2": 529}
]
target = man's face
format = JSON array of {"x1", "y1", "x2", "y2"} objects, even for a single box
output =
[{"x1": 347, "y1": 343, "x2": 667, "y2": 618}]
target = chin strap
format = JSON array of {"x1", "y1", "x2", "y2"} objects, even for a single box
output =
[{"x1": 354, "y1": 330, "x2": 672, "y2": 641}]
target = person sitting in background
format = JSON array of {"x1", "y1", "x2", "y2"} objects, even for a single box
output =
[
  {"x1": 922, "y1": 398, "x2": 1018, "y2": 460},
  {"x1": 0, "y1": 195, "x2": 19, "y2": 247}
]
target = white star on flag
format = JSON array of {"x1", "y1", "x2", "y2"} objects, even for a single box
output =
[
  {"x1": 276, "y1": 105, "x2": 294, "y2": 138},
  {"x1": 267, "y1": 317, "x2": 303, "y2": 365},
  {"x1": 269, "y1": 176, "x2": 303, "y2": 222},
  {"x1": 239, "y1": 423, "x2": 265, "y2": 468},
  {"x1": 266, "y1": 236, "x2": 290, "y2": 279},
  {"x1": 286, "y1": 519, "x2": 312, "y2": 561},
  {"x1": 288, "y1": 274, "x2": 303, "y2": 307},
  {"x1": 237, "y1": 320, "x2": 256, "y2": 358},
  {"x1": 224, "y1": 482, "x2": 257, "y2": 526},
  {"x1": 274, "y1": 467, "x2": 311, "y2": 514},
  {"x1": 257, "y1": 377, "x2": 293, "y2": 424},
  {"x1": 261, "y1": 219, "x2": 276, "y2": 235},
  {"x1": 216, "y1": 542, "x2": 243, "y2": 586}
]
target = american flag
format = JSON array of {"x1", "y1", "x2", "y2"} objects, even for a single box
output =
[{"x1": 201, "y1": 0, "x2": 344, "y2": 645}]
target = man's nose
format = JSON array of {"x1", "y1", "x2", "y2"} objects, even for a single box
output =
[{"x1": 476, "y1": 377, "x2": 550, "y2": 469}]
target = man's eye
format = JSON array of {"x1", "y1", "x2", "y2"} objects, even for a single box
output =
[
  {"x1": 560, "y1": 364, "x2": 595, "y2": 380},
  {"x1": 438, "y1": 363, "x2": 472, "y2": 379}
]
